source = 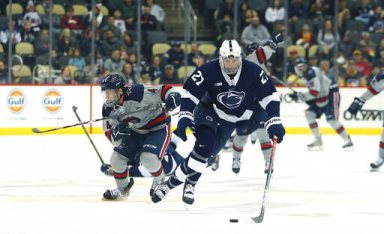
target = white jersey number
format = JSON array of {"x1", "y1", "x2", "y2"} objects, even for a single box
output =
[
  {"x1": 260, "y1": 70, "x2": 268, "y2": 84},
  {"x1": 191, "y1": 71, "x2": 204, "y2": 86}
]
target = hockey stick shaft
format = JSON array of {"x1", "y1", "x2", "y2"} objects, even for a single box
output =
[
  {"x1": 32, "y1": 103, "x2": 163, "y2": 133},
  {"x1": 72, "y1": 106, "x2": 105, "y2": 165},
  {"x1": 269, "y1": 75, "x2": 297, "y2": 93},
  {"x1": 252, "y1": 136, "x2": 278, "y2": 223}
]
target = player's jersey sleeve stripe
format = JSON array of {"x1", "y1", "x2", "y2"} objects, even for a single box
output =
[
  {"x1": 105, "y1": 129, "x2": 112, "y2": 141},
  {"x1": 259, "y1": 92, "x2": 280, "y2": 109},
  {"x1": 181, "y1": 89, "x2": 200, "y2": 105},
  {"x1": 256, "y1": 47, "x2": 266, "y2": 64},
  {"x1": 213, "y1": 104, "x2": 253, "y2": 122},
  {"x1": 368, "y1": 84, "x2": 379, "y2": 95},
  {"x1": 309, "y1": 89, "x2": 319, "y2": 97},
  {"x1": 161, "y1": 84, "x2": 172, "y2": 101}
]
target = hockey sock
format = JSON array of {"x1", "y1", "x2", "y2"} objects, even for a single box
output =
[
  {"x1": 256, "y1": 128, "x2": 272, "y2": 162},
  {"x1": 328, "y1": 120, "x2": 349, "y2": 141},
  {"x1": 233, "y1": 134, "x2": 247, "y2": 159},
  {"x1": 379, "y1": 128, "x2": 384, "y2": 157},
  {"x1": 309, "y1": 122, "x2": 321, "y2": 139},
  {"x1": 112, "y1": 169, "x2": 129, "y2": 190}
]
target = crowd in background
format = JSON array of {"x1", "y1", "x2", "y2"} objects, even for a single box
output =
[{"x1": 0, "y1": 0, "x2": 383, "y2": 87}]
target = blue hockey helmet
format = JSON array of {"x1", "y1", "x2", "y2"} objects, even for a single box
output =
[
  {"x1": 294, "y1": 57, "x2": 307, "y2": 77},
  {"x1": 101, "y1": 73, "x2": 126, "y2": 107}
]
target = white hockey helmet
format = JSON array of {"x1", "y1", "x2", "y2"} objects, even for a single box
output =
[{"x1": 219, "y1": 39, "x2": 242, "y2": 75}]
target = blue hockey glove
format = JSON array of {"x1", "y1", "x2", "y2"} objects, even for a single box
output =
[
  {"x1": 175, "y1": 111, "x2": 195, "y2": 141},
  {"x1": 263, "y1": 34, "x2": 284, "y2": 50},
  {"x1": 101, "y1": 163, "x2": 113, "y2": 176},
  {"x1": 165, "y1": 92, "x2": 181, "y2": 111},
  {"x1": 347, "y1": 97, "x2": 365, "y2": 115},
  {"x1": 111, "y1": 123, "x2": 130, "y2": 141},
  {"x1": 265, "y1": 117, "x2": 285, "y2": 143},
  {"x1": 288, "y1": 91, "x2": 302, "y2": 102}
]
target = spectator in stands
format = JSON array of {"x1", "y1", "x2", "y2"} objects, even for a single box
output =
[
  {"x1": 113, "y1": 9, "x2": 127, "y2": 35},
  {"x1": 217, "y1": 0, "x2": 234, "y2": 21},
  {"x1": 68, "y1": 47, "x2": 86, "y2": 72},
  {"x1": 265, "y1": 0, "x2": 285, "y2": 32},
  {"x1": 22, "y1": 1, "x2": 41, "y2": 33},
  {"x1": 40, "y1": 4, "x2": 61, "y2": 33},
  {"x1": 339, "y1": 30, "x2": 356, "y2": 59},
  {"x1": 57, "y1": 28, "x2": 76, "y2": 57},
  {"x1": 192, "y1": 51, "x2": 205, "y2": 68},
  {"x1": 286, "y1": 48, "x2": 299, "y2": 76},
  {"x1": 320, "y1": 59, "x2": 335, "y2": 82},
  {"x1": 61, "y1": 5, "x2": 84, "y2": 32},
  {"x1": 147, "y1": 55, "x2": 162, "y2": 84},
  {"x1": 34, "y1": 28, "x2": 50, "y2": 56},
  {"x1": 141, "y1": 5, "x2": 158, "y2": 31},
  {"x1": 338, "y1": 0, "x2": 351, "y2": 34},
  {"x1": 102, "y1": 15, "x2": 122, "y2": 40},
  {"x1": 295, "y1": 23, "x2": 315, "y2": 50},
  {"x1": 343, "y1": 59, "x2": 364, "y2": 86},
  {"x1": 144, "y1": 0, "x2": 166, "y2": 25},
  {"x1": 288, "y1": 0, "x2": 307, "y2": 25},
  {"x1": 104, "y1": 49, "x2": 125, "y2": 74},
  {"x1": 239, "y1": 9, "x2": 257, "y2": 33},
  {"x1": 87, "y1": 3, "x2": 105, "y2": 29},
  {"x1": 160, "y1": 64, "x2": 179, "y2": 84},
  {"x1": 127, "y1": 53, "x2": 147, "y2": 80},
  {"x1": 121, "y1": 0, "x2": 137, "y2": 30},
  {"x1": 0, "y1": 20, "x2": 21, "y2": 51},
  {"x1": 20, "y1": 20, "x2": 37, "y2": 43},
  {"x1": 317, "y1": 19, "x2": 339, "y2": 59},
  {"x1": 120, "y1": 31, "x2": 137, "y2": 56},
  {"x1": 353, "y1": 49, "x2": 371, "y2": 78},
  {"x1": 79, "y1": 27, "x2": 101, "y2": 56},
  {"x1": 358, "y1": 31, "x2": 376, "y2": 62},
  {"x1": 163, "y1": 41, "x2": 184, "y2": 69},
  {"x1": 54, "y1": 66, "x2": 78, "y2": 84},
  {"x1": 0, "y1": 60, "x2": 8, "y2": 84},
  {"x1": 217, "y1": 14, "x2": 233, "y2": 37},
  {"x1": 241, "y1": 16, "x2": 271, "y2": 46},
  {"x1": 308, "y1": 55, "x2": 319, "y2": 67},
  {"x1": 187, "y1": 43, "x2": 199, "y2": 65},
  {"x1": 121, "y1": 62, "x2": 136, "y2": 84},
  {"x1": 354, "y1": 0, "x2": 374, "y2": 25},
  {"x1": 368, "y1": 5, "x2": 384, "y2": 33},
  {"x1": 100, "y1": 29, "x2": 121, "y2": 57},
  {"x1": 309, "y1": 0, "x2": 331, "y2": 28}
]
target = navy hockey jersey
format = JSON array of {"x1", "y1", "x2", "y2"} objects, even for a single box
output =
[{"x1": 180, "y1": 58, "x2": 280, "y2": 123}]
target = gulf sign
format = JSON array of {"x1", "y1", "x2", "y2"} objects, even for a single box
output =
[
  {"x1": 7, "y1": 89, "x2": 26, "y2": 113},
  {"x1": 42, "y1": 89, "x2": 64, "y2": 113}
]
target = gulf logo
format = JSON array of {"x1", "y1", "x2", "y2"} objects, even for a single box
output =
[
  {"x1": 42, "y1": 89, "x2": 63, "y2": 113},
  {"x1": 7, "y1": 89, "x2": 26, "y2": 113}
]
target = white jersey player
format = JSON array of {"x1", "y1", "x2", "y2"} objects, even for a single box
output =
[{"x1": 347, "y1": 72, "x2": 384, "y2": 170}]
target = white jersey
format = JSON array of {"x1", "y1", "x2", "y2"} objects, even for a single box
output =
[
  {"x1": 360, "y1": 72, "x2": 384, "y2": 102},
  {"x1": 301, "y1": 66, "x2": 332, "y2": 108}
]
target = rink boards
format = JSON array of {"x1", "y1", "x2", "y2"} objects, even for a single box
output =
[{"x1": 0, "y1": 85, "x2": 382, "y2": 135}]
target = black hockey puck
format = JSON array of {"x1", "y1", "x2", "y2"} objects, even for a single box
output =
[{"x1": 229, "y1": 219, "x2": 239, "y2": 223}]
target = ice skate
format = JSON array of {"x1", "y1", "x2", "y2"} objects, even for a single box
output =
[
  {"x1": 103, "y1": 178, "x2": 134, "y2": 201},
  {"x1": 342, "y1": 135, "x2": 354, "y2": 150},
  {"x1": 232, "y1": 157, "x2": 241, "y2": 174},
  {"x1": 151, "y1": 183, "x2": 170, "y2": 203},
  {"x1": 150, "y1": 175, "x2": 164, "y2": 197},
  {"x1": 307, "y1": 137, "x2": 323, "y2": 151},
  {"x1": 370, "y1": 156, "x2": 384, "y2": 171},
  {"x1": 182, "y1": 183, "x2": 195, "y2": 205},
  {"x1": 211, "y1": 155, "x2": 220, "y2": 171}
]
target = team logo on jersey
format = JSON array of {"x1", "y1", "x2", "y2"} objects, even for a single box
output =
[
  {"x1": 7, "y1": 89, "x2": 26, "y2": 114},
  {"x1": 147, "y1": 88, "x2": 159, "y2": 93},
  {"x1": 42, "y1": 89, "x2": 63, "y2": 113},
  {"x1": 217, "y1": 91, "x2": 245, "y2": 109}
]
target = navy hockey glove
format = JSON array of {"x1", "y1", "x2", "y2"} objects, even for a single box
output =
[
  {"x1": 288, "y1": 91, "x2": 303, "y2": 102},
  {"x1": 175, "y1": 111, "x2": 195, "y2": 141},
  {"x1": 111, "y1": 123, "x2": 131, "y2": 141},
  {"x1": 165, "y1": 92, "x2": 181, "y2": 111},
  {"x1": 265, "y1": 117, "x2": 285, "y2": 143},
  {"x1": 347, "y1": 97, "x2": 365, "y2": 115},
  {"x1": 263, "y1": 34, "x2": 284, "y2": 50},
  {"x1": 101, "y1": 163, "x2": 113, "y2": 176}
]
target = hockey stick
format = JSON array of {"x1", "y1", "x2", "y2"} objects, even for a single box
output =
[
  {"x1": 72, "y1": 106, "x2": 106, "y2": 165},
  {"x1": 32, "y1": 103, "x2": 163, "y2": 133},
  {"x1": 269, "y1": 75, "x2": 297, "y2": 93},
  {"x1": 251, "y1": 136, "x2": 278, "y2": 223}
]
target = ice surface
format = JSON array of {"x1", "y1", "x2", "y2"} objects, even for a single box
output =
[{"x1": 0, "y1": 134, "x2": 383, "y2": 234}]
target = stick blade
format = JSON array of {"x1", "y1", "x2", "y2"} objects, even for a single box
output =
[
  {"x1": 31, "y1": 128, "x2": 42, "y2": 133},
  {"x1": 251, "y1": 215, "x2": 264, "y2": 223}
]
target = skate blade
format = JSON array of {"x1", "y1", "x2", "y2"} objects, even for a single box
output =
[
  {"x1": 343, "y1": 146, "x2": 354, "y2": 151},
  {"x1": 370, "y1": 168, "x2": 380, "y2": 172},
  {"x1": 101, "y1": 196, "x2": 128, "y2": 201},
  {"x1": 307, "y1": 146, "x2": 323, "y2": 151}
]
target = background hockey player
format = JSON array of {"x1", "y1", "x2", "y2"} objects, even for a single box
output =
[
  {"x1": 210, "y1": 34, "x2": 284, "y2": 174},
  {"x1": 151, "y1": 39, "x2": 285, "y2": 205},
  {"x1": 100, "y1": 73, "x2": 181, "y2": 200},
  {"x1": 347, "y1": 71, "x2": 384, "y2": 170},
  {"x1": 289, "y1": 57, "x2": 353, "y2": 150}
]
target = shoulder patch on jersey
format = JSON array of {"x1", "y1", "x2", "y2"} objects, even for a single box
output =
[
  {"x1": 126, "y1": 84, "x2": 144, "y2": 102},
  {"x1": 306, "y1": 68, "x2": 316, "y2": 81}
]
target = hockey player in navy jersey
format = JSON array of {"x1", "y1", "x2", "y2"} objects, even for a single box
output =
[
  {"x1": 151, "y1": 39, "x2": 285, "y2": 205},
  {"x1": 210, "y1": 34, "x2": 284, "y2": 174},
  {"x1": 100, "y1": 73, "x2": 181, "y2": 200},
  {"x1": 347, "y1": 72, "x2": 384, "y2": 170},
  {"x1": 289, "y1": 58, "x2": 353, "y2": 150}
]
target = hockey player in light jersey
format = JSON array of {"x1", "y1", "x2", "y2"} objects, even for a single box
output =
[
  {"x1": 151, "y1": 39, "x2": 285, "y2": 205},
  {"x1": 289, "y1": 58, "x2": 353, "y2": 150},
  {"x1": 100, "y1": 73, "x2": 181, "y2": 200},
  {"x1": 347, "y1": 72, "x2": 384, "y2": 170},
  {"x1": 210, "y1": 34, "x2": 284, "y2": 174}
]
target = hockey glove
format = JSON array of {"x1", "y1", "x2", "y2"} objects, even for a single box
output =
[
  {"x1": 175, "y1": 111, "x2": 195, "y2": 141},
  {"x1": 263, "y1": 34, "x2": 284, "y2": 50},
  {"x1": 288, "y1": 91, "x2": 303, "y2": 102},
  {"x1": 265, "y1": 117, "x2": 285, "y2": 143},
  {"x1": 347, "y1": 97, "x2": 365, "y2": 115},
  {"x1": 101, "y1": 163, "x2": 113, "y2": 176},
  {"x1": 165, "y1": 92, "x2": 181, "y2": 111},
  {"x1": 111, "y1": 123, "x2": 131, "y2": 141}
]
